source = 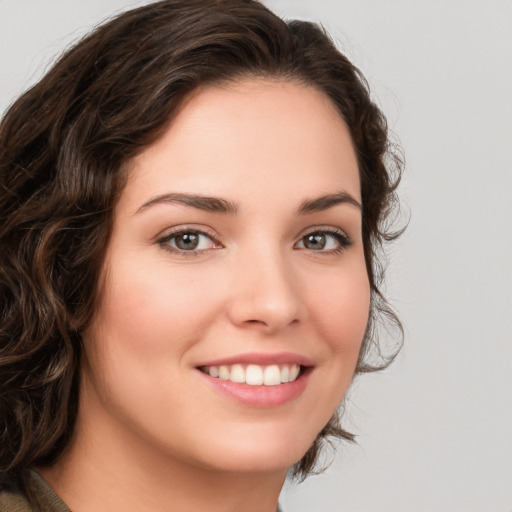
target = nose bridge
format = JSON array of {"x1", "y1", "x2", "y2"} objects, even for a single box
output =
[{"x1": 227, "y1": 239, "x2": 303, "y2": 331}]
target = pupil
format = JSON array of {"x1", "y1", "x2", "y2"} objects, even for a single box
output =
[
  {"x1": 305, "y1": 234, "x2": 325, "y2": 250},
  {"x1": 176, "y1": 233, "x2": 199, "y2": 250}
]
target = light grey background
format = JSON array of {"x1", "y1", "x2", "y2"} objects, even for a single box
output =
[{"x1": 1, "y1": 1, "x2": 511, "y2": 511}]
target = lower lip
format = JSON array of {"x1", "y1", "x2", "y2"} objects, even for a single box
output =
[{"x1": 198, "y1": 369, "x2": 312, "y2": 408}]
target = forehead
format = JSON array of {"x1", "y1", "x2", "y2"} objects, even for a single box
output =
[{"x1": 122, "y1": 78, "x2": 360, "y2": 212}]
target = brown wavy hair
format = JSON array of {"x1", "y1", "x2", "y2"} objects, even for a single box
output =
[{"x1": 0, "y1": 0, "x2": 403, "y2": 488}]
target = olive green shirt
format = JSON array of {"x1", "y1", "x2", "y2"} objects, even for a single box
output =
[
  {"x1": 0, "y1": 470, "x2": 284, "y2": 511},
  {"x1": 0, "y1": 470, "x2": 70, "y2": 512}
]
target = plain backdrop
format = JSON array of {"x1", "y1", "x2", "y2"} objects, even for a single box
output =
[{"x1": 1, "y1": 1, "x2": 511, "y2": 511}]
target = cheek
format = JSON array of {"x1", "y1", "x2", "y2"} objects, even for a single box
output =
[
  {"x1": 80, "y1": 258, "x2": 228, "y2": 428},
  {"x1": 329, "y1": 283, "x2": 369, "y2": 354},
  {"x1": 94, "y1": 258, "x2": 223, "y2": 359},
  {"x1": 303, "y1": 257, "x2": 370, "y2": 411},
  {"x1": 310, "y1": 265, "x2": 370, "y2": 354},
  {"x1": 80, "y1": 260, "x2": 225, "y2": 433}
]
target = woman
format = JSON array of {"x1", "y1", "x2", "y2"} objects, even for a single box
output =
[{"x1": 0, "y1": 1, "x2": 403, "y2": 510}]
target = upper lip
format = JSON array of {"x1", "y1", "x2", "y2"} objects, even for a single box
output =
[{"x1": 195, "y1": 352, "x2": 314, "y2": 368}]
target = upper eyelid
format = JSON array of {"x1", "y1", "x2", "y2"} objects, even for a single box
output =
[
  {"x1": 156, "y1": 225, "x2": 219, "y2": 242},
  {"x1": 297, "y1": 225, "x2": 350, "y2": 239}
]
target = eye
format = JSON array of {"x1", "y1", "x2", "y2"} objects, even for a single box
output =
[
  {"x1": 158, "y1": 229, "x2": 220, "y2": 254},
  {"x1": 296, "y1": 230, "x2": 351, "y2": 253}
]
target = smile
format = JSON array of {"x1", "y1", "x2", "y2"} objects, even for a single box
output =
[
  {"x1": 196, "y1": 353, "x2": 314, "y2": 407},
  {"x1": 199, "y1": 364, "x2": 302, "y2": 386}
]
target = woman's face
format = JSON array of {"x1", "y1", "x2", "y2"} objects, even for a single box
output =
[{"x1": 80, "y1": 79, "x2": 370, "y2": 475}]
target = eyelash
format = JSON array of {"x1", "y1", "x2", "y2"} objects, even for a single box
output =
[
  {"x1": 157, "y1": 228, "x2": 221, "y2": 257},
  {"x1": 156, "y1": 227, "x2": 352, "y2": 257},
  {"x1": 295, "y1": 228, "x2": 352, "y2": 254}
]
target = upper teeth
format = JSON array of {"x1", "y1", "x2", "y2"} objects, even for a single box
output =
[{"x1": 202, "y1": 364, "x2": 301, "y2": 386}]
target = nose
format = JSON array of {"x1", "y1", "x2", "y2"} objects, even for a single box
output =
[{"x1": 226, "y1": 247, "x2": 305, "y2": 333}]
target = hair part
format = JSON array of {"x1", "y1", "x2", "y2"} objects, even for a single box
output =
[{"x1": 0, "y1": 0, "x2": 404, "y2": 485}]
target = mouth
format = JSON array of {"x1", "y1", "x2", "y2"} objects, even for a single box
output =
[
  {"x1": 195, "y1": 354, "x2": 314, "y2": 407},
  {"x1": 198, "y1": 363, "x2": 306, "y2": 386}
]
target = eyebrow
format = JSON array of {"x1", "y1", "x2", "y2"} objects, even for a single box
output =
[
  {"x1": 135, "y1": 190, "x2": 361, "y2": 216},
  {"x1": 298, "y1": 192, "x2": 361, "y2": 214},
  {"x1": 136, "y1": 193, "x2": 238, "y2": 215}
]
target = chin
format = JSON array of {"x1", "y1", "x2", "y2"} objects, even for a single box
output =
[
  {"x1": 199, "y1": 447, "x2": 306, "y2": 475},
  {"x1": 187, "y1": 422, "x2": 316, "y2": 475}
]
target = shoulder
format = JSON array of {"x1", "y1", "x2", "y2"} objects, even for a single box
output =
[
  {"x1": 0, "y1": 471, "x2": 70, "y2": 512},
  {"x1": 0, "y1": 485, "x2": 32, "y2": 512}
]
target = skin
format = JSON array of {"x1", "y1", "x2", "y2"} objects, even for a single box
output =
[{"x1": 40, "y1": 79, "x2": 370, "y2": 512}]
